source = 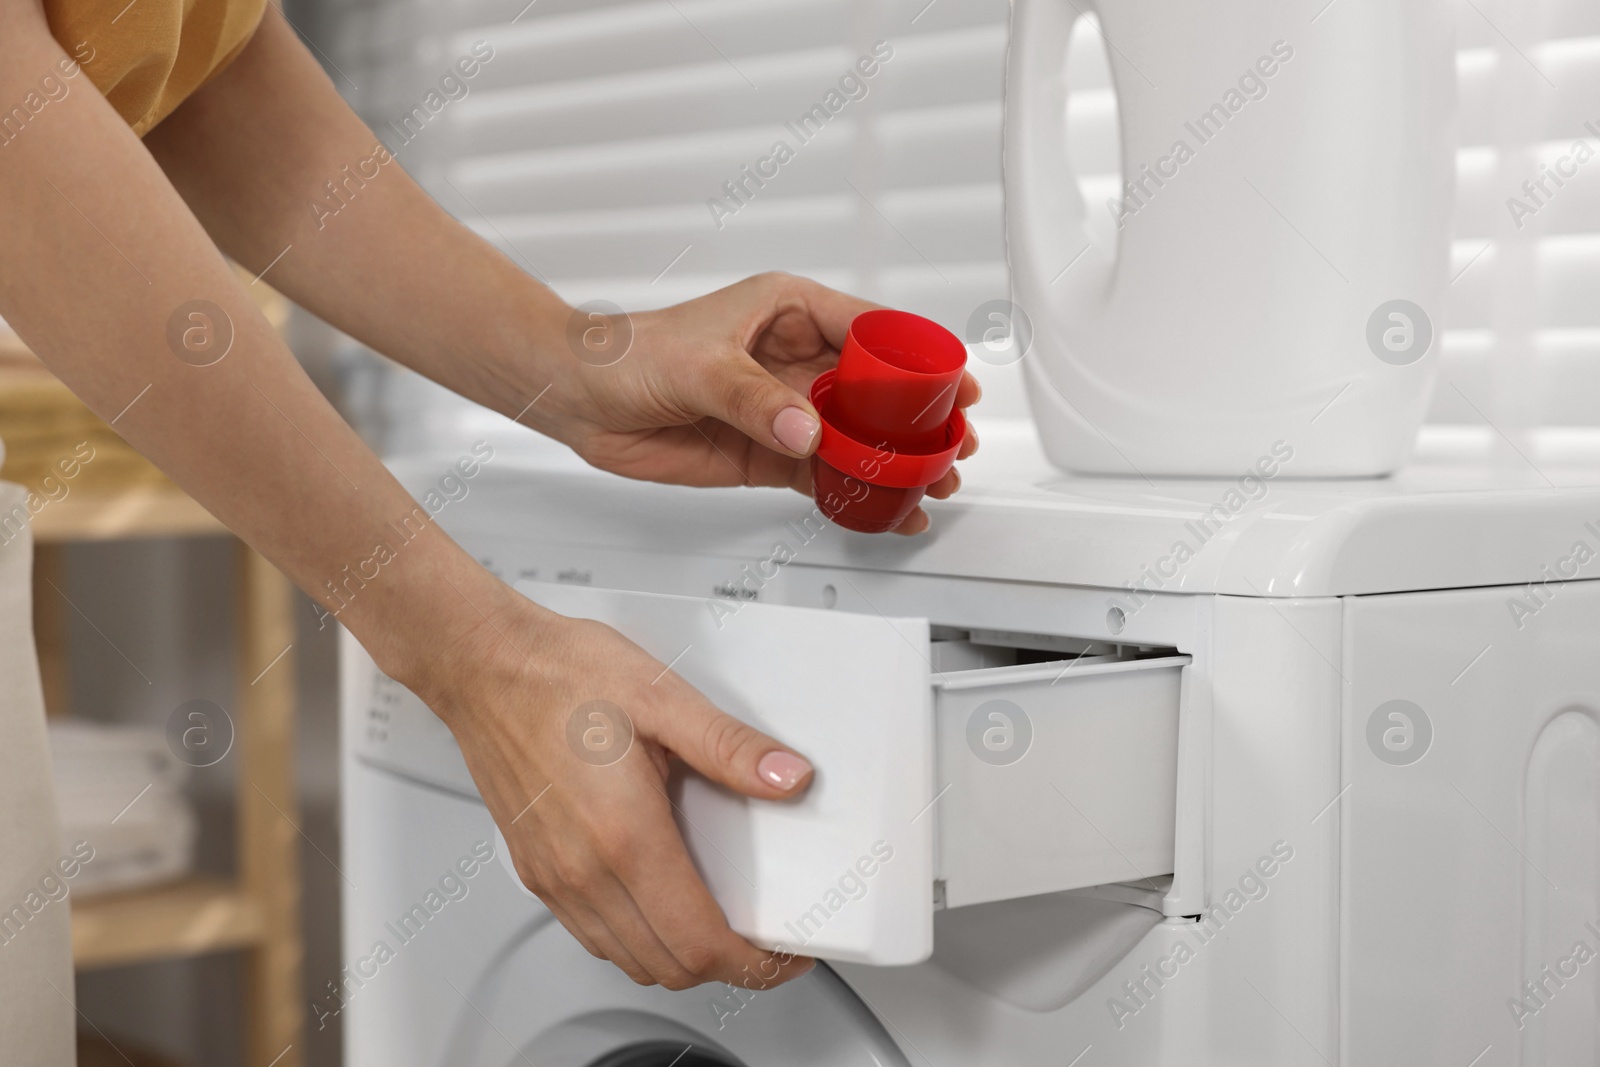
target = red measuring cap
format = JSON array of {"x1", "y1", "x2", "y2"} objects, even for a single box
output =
[
  {"x1": 829, "y1": 309, "x2": 967, "y2": 451},
  {"x1": 809, "y1": 310, "x2": 968, "y2": 534}
]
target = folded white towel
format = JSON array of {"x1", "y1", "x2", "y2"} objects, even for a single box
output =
[{"x1": 46, "y1": 719, "x2": 198, "y2": 896}]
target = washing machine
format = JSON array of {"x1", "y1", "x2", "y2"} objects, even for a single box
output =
[{"x1": 340, "y1": 421, "x2": 1600, "y2": 1066}]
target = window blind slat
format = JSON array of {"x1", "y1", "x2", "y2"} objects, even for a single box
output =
[{"x1": 471, "y1": 0, "x2": 848, "y2": 93}]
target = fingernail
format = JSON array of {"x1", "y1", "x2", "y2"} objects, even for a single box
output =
[
  {"x1": 773, "y1": 407, "x2": 820, "y2": 455},
  {"x1": 757, "y1": 750, "x2": 812, "y2": 791}
]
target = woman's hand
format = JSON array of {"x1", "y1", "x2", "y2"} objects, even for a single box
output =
[
  {"x1": 540, "y1": 272, "x2": 981, "y2": 536},
  {"x1": 145, "y1": 21, "x2": 975, "y2": 534},
  {"x1": 416, "y1": 587, "x2": 819, "y2": 990}
]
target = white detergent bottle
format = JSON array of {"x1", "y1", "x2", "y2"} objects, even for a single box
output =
[{"x1": 1004, "y1": 0, "x2": 1458, "y2": 477}]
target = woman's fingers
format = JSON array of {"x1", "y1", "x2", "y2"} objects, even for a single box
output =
[
  {"x1": 613, "y1": 797, "x2": 817, "y2": 988},
  {"x1": 957, "y1": 370, "x2": 983, "y2": 409},
  {"x1": 552, "y1": 877, "x2": 700, "y2": 989},
  {"x1": 958, "y1": 422, "x2": 979, "y2": 461},
  {"x1": 540, "y1": 895, "x2": 609, "y2": 962},
  {"x1": 577, "y1": 877, "x2": 705, "y2": 990},
  {"x1": 508, "y1": 834, "x2": 652, "y2": 979},
  {"x1": 680, "y1": 357, "x2": 822, "y2": 460},
  {"x1": 514, "y1": 814, "x2": 703, "y2": 988},
  {"x1": 642, "y1": 677, "x2": 814, "y2": 801},
  {"x1": 892, "y1": 508, "x2": 931, "y2": 536},
  {"x1": 533, "y1": 779, "x2": 815, "y2": 989},
  {"x1": 925, "y1": 466, "x2": 962, "y2": 500}
]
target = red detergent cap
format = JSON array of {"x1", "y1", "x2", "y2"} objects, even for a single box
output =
[
  {"x1": 809, "y1": 310, "x2": 968, "y2": 534},
  {"x1": 829, "y1": 309, "x2": 967, "y2": 454}
]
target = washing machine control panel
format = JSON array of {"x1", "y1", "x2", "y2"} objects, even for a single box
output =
[
  {"x1": 348, "y1": 638, "x2": 478, "y2": 797},
  {"x1": 345, "y1": 529, "x2": 736, "y2": 798}
]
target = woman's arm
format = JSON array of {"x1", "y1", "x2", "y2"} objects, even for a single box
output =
[
  {"x1": 142, "y1": 12, "x2": 575, "y2": 443},
  {"x1": 0, "y1": 1, "x2": 817, "y2": 989},
  {"x1": 0, "y1": 7, "x2": 470, "y2": 674},
  {"x1": 143, "y1": 11, "x2": 977, "y2": 506}
]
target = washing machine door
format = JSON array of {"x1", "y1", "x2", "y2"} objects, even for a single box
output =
[{"x1": 442, "y1": 914, "x2": 909, "y2": 1067}]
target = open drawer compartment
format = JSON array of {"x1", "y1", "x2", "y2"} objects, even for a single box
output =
[
  {"x1": 522, "y1": 583, "x2": 1188, "y2": 967},
  {"x1": 931, "y1": 648, "x2": 1185, "y2": 911}
]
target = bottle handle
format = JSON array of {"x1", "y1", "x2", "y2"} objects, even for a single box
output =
[{"x1": 1003, "y1": 0, "x2": 1116, "y2": 320}]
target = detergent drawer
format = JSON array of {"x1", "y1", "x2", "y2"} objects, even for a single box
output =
[
  {"x1": 931, "y1": 653, "x2": 1186, "y2": 909},
  {"x1": 519, "y1": 582, "x2": 1187, "y2": 967}
]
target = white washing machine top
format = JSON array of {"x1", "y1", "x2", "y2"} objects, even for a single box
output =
[{"x1": 397, "y1": 420, "x2": 1600, "y2": 599}]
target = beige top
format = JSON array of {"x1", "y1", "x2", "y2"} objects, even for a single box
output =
[{"x1": 45, "y1": 0, "x2": 266, "y2": 136}]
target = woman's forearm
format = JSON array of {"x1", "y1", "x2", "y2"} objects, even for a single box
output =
[
  {"x1": 143, "y1": 12, "x2": 576, "y2": 437},
  {"x1": 0, "y1": 10, "x2": 531, "y2": 692}
]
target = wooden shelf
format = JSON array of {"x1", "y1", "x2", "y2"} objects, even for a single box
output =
[
  {"x1": 32, "y1": 485, "x2": 226, "y2": 544},
  {"x1": 32, "y1": 519, "x2": 304, "y2": 1066},
  {"x1": 71, "y1": 876, "x2": 265, "y2": 970}
]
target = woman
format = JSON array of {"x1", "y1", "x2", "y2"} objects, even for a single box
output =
[{"x1": 0, "y1": 0, "x2": 978, "y2": 1059}]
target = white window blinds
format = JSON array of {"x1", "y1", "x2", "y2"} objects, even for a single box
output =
[{"x1": 313, "y1": 0, "x2": 1600, "y2": 444}]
